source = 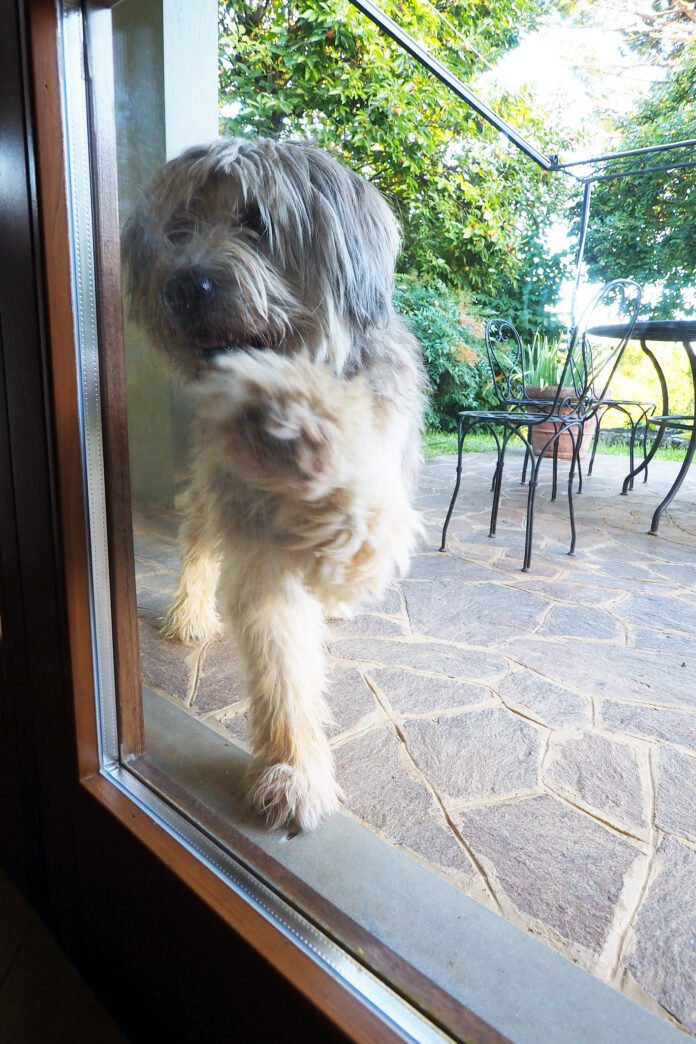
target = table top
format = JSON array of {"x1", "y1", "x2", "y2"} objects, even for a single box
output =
[{"x1": 588, "y1": 319, "x2": 696, "y2": 342}]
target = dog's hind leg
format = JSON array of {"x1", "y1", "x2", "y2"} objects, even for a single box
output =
[
  {"x1": 220, "y1": 552, "x2": 341, "y2": 831},
  {"x1": 161, "y1": 485, "x2": 222, "y2": 644}
]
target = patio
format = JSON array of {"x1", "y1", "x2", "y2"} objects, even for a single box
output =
[{"x1": 134, "y1": 449, "x2": 696, "y2": 1039}]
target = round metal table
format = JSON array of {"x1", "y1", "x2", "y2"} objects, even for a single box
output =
[{"x1": 588, "y1": 319, "x2": 696, "y2": 534}]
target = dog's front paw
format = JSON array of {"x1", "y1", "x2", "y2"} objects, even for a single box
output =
[
  {"x1": 193, "y1": 351, "x2": 340, "y2": 492},
  {"x1": 160, "y1": 594, "x2": 223, "y2": 644},
  {"x1": 323, "y1": 599, "x2": 356, "y2": 622},
  {"x1": 248, "y1": 760, "x2": 343, "y2": 832}
]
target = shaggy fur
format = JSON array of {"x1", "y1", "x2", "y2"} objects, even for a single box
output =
[{"x1": 123, "y1": 137, "x2": 425, "y2": 830}]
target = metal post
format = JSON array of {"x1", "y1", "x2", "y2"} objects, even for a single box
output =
[{"x1": 571, "y1": 180, "x2": 593, "y2": 326}]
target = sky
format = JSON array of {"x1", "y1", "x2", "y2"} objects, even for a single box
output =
[{"x1": 478, "y1": 5, "x2": 667, "y2": 162}]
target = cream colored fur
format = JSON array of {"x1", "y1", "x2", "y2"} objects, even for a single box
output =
[
  {"x1": 162, "y1": 350, "x2": 420, "y2": 828},
  {"x1": 123, "y1": 138, "x2": 425, "y2": 830}
]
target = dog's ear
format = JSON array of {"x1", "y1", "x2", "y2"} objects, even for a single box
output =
[{"x1": 306, "y1": 149, "x2": 400, "y2": 330}]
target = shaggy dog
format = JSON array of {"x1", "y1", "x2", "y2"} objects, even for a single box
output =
[{"x1": 123, "y1": 137, "x2": 425, "y2": 830}]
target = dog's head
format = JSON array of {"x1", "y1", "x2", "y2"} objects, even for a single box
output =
[{"x1": 122, "y1": 137, "x2": 400, "y2": 379}]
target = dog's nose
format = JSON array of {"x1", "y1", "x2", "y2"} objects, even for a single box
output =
[{"x1": 164, "y1": 271, "x2": 216, "y2": 316}]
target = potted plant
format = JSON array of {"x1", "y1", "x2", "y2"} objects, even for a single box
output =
[{"x1": 524, "y1": 332, "x2": 596, "y2": 459}]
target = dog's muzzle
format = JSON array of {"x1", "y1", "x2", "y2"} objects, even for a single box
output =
[
  {"x1": 164, "y1": 269, "x2": 216, "y2": 322},
  {"x1": 163, "y1": 267, "x2": 269, "y2": 359},
  {"x1": 164, "y1": 269, "x2": 231, "y2": 354}
]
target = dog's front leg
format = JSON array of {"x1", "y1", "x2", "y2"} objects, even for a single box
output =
[
  {"x1": 161, "y1": 485, "x2": 222, "y2": 644},
  {"x1": 222, "y1": 558, "x2": 341, "y2": 831}
]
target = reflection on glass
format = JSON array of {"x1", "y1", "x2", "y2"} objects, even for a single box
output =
[{"x1": 106, "y1": 2, "x2": 696, "y2": 1038}]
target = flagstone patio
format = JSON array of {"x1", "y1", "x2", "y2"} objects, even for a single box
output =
[{"x1": 134, "y1": 449, "x2": 696, "y2": 1039}]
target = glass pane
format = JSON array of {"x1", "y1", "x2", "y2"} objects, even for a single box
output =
[{"x1": 71, "y1": 1, "x2": 696, "y2": 1039}]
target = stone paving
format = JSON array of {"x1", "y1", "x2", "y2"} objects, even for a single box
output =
[{"x1": 134, "y1": 450, "x2": 696, "y2": 1038}]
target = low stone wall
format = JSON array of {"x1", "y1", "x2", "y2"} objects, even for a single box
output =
[{"x1": 598, "y1": 426, "x2": 689, "y2": 449}]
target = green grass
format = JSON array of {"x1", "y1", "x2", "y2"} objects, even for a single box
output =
[{"x1": 423, "y1": 429, "x2": 687, "y2": 462}]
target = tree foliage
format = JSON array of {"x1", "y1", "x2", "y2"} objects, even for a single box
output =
[
  {"x1": 394, "y1": 275, "x2": 497, "y2": 429},
  {"x1": 583, "y1": 28, "x2": 695, "y2": 315},
  {"x1": 218, "y1": 0, "x2": 573, "y2": 326}
]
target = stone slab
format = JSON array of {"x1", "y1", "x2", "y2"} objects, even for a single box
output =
[
  {"x1": 367, "y1": 668, "x2": 492, "y2": 716},
  {"x1": 138, "y1": 615, "x2": 196, "y2": 703},
  {"x1": 600, "y1": 701, "x2": 696, "y2": 752},
  {"x1": 134, "y1": 538, "x2": 180, "y2": 572},
  {"x1": 654, "y1": 748, "x2": 696, "y2": 843},
  {"x1": 370, "y1": 586, "x2": 403, "y2": 616},
  {"x1": 536, "y1": 605, "x2": 623, "y2": 641},
  {"x1": 457, "y1": 794, "x2": 641, "y2": 955},
  {"x1": 325, "y1": 665, "x2": 383, "y2": 738},
  {"x1": 217, "y1": 705, "x2": 251, "y2": 748},
  {"x1": 329, "y1": 638, "x2": 509, "y2": 681},
  {"x1": 136, "y1": 586, "x2": 173, "y2": 618},
  {"x1": 329, "y1": 614, "x2": 408, "y2": 638},
  {"x1": 543, "y1": 731, "x2": 648, "y2": 835},
  {"x1": 335, "y1": 727, "x2": 475, "y2": 883},
  {"x1": 506, "y1": 639, "x2": 696, "y2": 709},
  {"x1": 145, "y1": 688, "x2": 688, "y2": 1044},
  {"x1": 406, "y1": 554, "x2": 498, "y2": 583},
  {"x1": 137, "y1": 568, "x2": 178, "y2": 597},
  {"x1": 133, "y1": 530, "x2": 178, "y2": 560},
  {"x1": 498, "y1": 671, "x2": 591, "y2": 727},
  {"x1": 404, "y1": 708, "x2": 540, "y2": 806},
  {"x1": 402, "y1": 579, "x2": 549, "y2": 644},
  {"x1": 624, "y1": 837, "x2": 696, "y2": 1034},
  {"x1": 618, "y1": 593, "x2": 696, "y2": 637},
  {"x1": 512, "y1": 579, "x2": 624, "y2": 605},
  {"x1": 194, "y1": 639, "x2": 246, "y2": 715},
  {"x1": 631, "y1": 628, "x2": 696, "y2": 655},
  {"x1": 583, "y1": 557, "x2": 664, "y2": 584},
  {"x1": 649, "y1": 561, "x2": 696, "y2": 589}
]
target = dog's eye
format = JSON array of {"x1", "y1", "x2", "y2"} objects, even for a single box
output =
[
  {"x1": 166, "y1": 226, "x2": 193, "y2": 246},
  {"x1": 241, "y1": 203, "x2": 265, "y2": 236},
  {"x1": 169, "y1": 221, "x2": 198, "y2": 243}
]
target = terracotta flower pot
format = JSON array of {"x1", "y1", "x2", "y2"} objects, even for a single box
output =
[{"x1": 526, "y1": 385, "x2": 597, "y2": 460}]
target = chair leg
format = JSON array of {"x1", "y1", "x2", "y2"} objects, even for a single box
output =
[
  {"x1": 489, "y1": 433, "x2": 509, "y2": 537},
  {"x1": 567, "y1": 429, "x2": 581, "y2": 556},
  {"x1": 576, "y1": 430, "x2": 584, "y2": 494},
  {"x1": 622, "y1": 415, "x2": 665, "y2": 495},
  {"x1": 522, "y1": 477, "x2": 538, "y2": 572},
  {"x1": 521, "y1": 427, "x2": 531, "y2": 484},
  {"x1": 551, "y1": 437, "x2": 559, "y2": 502},
  {"x1": 642, "y1": 409, "x2": 652, "y2": 484},
  {"x1": 490, "y1": 427, "x2": 502, "y2": 492},
  {"x1": 588, "y1": 411, "x2": 602, "y2": 476},
  {"x1": 629, "y1": 419, "x2": 638, "y2": 490},
  {"x1": 440, "y1": 419, "x2": 466, "y2": 552}
]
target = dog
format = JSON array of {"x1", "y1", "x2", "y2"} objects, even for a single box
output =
[{"x1": 123, "y1": 137, "x2": 426, "y2": 830}]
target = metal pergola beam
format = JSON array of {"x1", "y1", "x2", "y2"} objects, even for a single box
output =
[
  {"x1": 554, "y1": 138, "x2": 696, "y2": 171},
  {"x1": 587, "y1": 158, "x2": 696, "y2": 183},
  {"x1": 350, "y1": 0, "x2": 696, "y2": 320},
  {"x1": 350, "y1": 0, "x2": 696, "y2": 183},
  {"x1": 349, "y1": 0, "x2": 555, "y2": 171}
]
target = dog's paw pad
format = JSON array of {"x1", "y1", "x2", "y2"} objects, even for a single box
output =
[{"x1": 248, "y1": 762, "x2": 342, "y2": 832}]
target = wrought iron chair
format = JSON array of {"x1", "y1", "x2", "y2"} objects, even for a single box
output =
[
  {"x1": 521, "y1": 340, "x2": 655, "y2": 496},
  {"x1": 439, "y1": 279, "x2": 643, "y2": 570},
  {"x1": 585, "y1": 360, "x2": 656, "y2": 488},
  {"x1": 630, "y1": 412, "x2": 695, "y2": 531}
]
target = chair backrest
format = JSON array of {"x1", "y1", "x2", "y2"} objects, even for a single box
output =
[
  {"x1": 485, "y1": 279, "x2": 642, "y2": 416},
  {"x1": 484, "y1": 319, "x2": 526, "y2": 405},
  {"x1": 558, "y1": 279, "x2": 643, "y2": 416}
]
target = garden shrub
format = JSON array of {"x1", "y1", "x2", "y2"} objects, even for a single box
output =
[{"x1": 394, "y1": 275, "x2": 496, "y2": 431}]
